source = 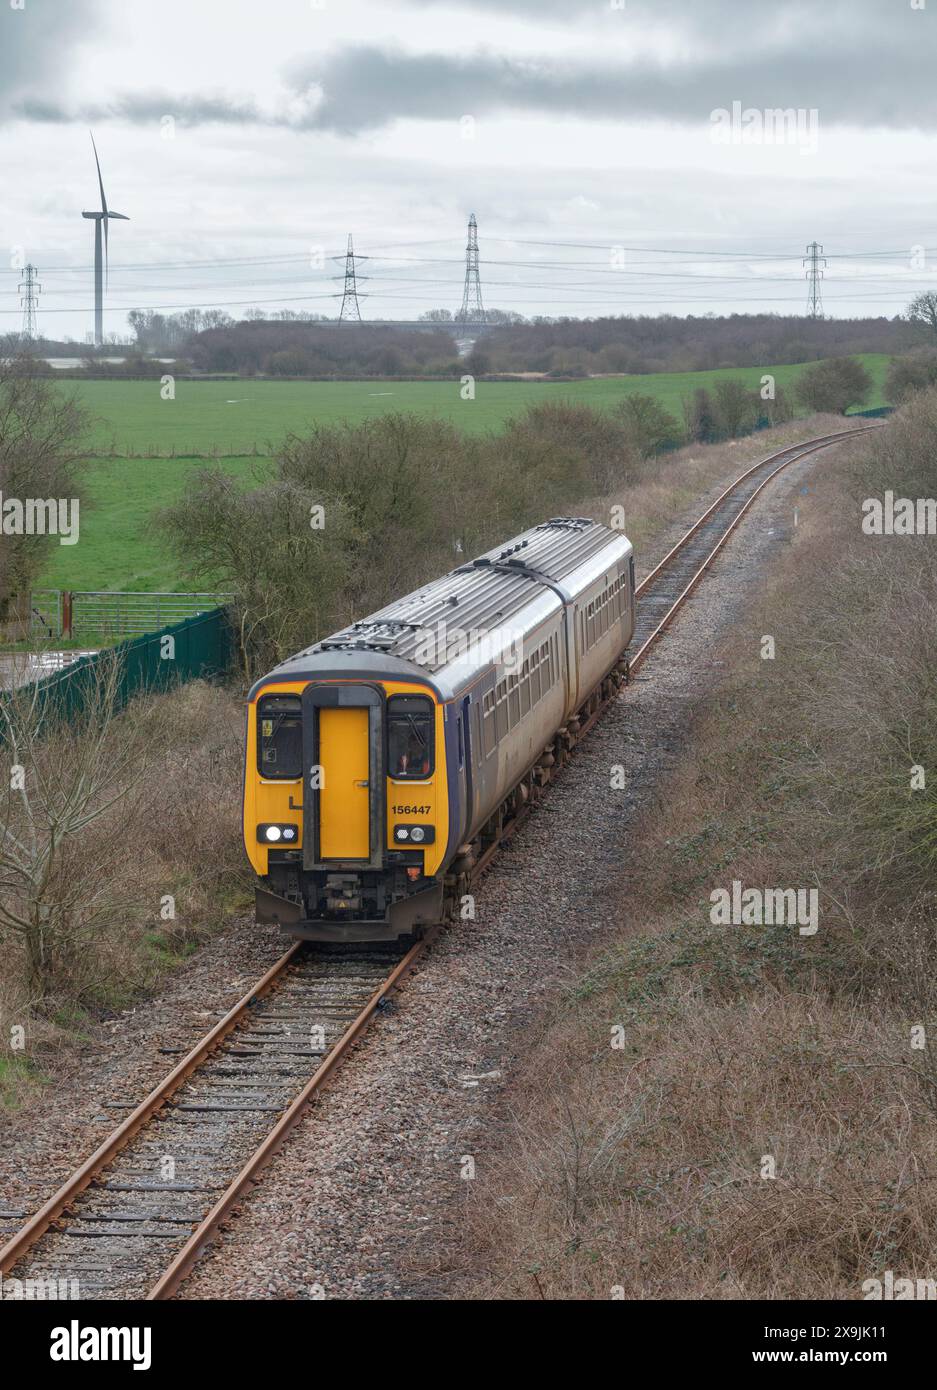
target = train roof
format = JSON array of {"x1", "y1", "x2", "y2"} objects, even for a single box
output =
[{"x1": 254, "y1": 518, "x2": 631, "y2": 695}]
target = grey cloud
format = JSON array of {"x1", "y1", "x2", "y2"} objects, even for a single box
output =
[
  {"x1": 8, "y1": 0, "x2": 936, "y2": 136},
  {"x1": 409, "y1": 0, "x2": 917, "y2": 42},
  {"x1": 283, "y1": 39, "x2": 937, "y2": 134},
  {"x1": 0, "y1": 0, "x2": 101, "y2": 112},
  {"x1": 19, "y1": 92, "x2": 264, "y2": 127}
]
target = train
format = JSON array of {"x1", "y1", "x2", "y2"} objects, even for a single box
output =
[{"x1": 243, "y1": 516, "x2": 635, "y2": 943}]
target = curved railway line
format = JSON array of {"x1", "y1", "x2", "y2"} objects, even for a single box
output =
[{"x1": 0, "y1": 422, "x2": 879, "y2": 1300}]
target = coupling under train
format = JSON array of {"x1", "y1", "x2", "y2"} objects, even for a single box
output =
[{"x1": 243, "y1": 516, "x2": 636, "y2": 942}]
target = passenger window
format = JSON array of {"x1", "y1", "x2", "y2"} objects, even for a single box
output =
[
  {"x1": 482, "y1": 703, "x2": 496, "y2": 757},
  {"x1": 509, "y1": 678, "x2": 520, "y2": 726},
  {"x1": 257, "y1": 695, "x2": 302, "y2": 779},
  {"x1": 388, "y1": 695, "x2": 435, "y2": 779}
]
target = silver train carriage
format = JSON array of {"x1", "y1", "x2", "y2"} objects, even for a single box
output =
[{"x1": 243, "y1": 516, "x2": 635, "y2": 942}]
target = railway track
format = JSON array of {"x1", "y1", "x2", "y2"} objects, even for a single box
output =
[
  {"x1": 0, "y1": 422, "x2": 878, "y2": 1301},
  {"x1": 0, "y1": 942, "x2": 426, "y2": 1299},
  {"x1": 628, "y1": 425, "x2": 879, "y2": 672}
]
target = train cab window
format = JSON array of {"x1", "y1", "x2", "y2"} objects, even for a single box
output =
[
  {"x1": 388, "y1": 695, "x2": 435, "y2": 779},
  {"x1": 257, "y1": 695, "x2": 302, "y2": 779}
]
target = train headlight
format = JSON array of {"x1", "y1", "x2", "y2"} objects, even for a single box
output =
[
  {"x1": 257, "y1": 823, "x2": 299, "y2": 844},
  {"x1": 393, "y1": 824, "x2": 435, "y2": 845}
]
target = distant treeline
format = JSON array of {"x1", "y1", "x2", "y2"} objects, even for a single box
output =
[
  {"x1": 477, "y1": 313, "x2": 912, "y2": 377},
  {"x1": 5, "y1": 311, "x2": 917, "y2": 382},
  {"x1": 184, "y1": 312, "x2": 910, "y2": 380},
  {"x1": 186, "y1": 321, "x2": 461, "y2": 377}
]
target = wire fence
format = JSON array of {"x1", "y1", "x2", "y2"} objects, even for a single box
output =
[
  {"x1": 0, "y1": 606, "x2": 235, "y2": 727},
  {"x1": 29, "y1": 590, "x2": 234, "y2": 641}
]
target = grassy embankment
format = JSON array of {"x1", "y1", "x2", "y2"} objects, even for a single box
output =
[{"x1": 461, "y1": 390, "x2": 937, "y2": 1301}]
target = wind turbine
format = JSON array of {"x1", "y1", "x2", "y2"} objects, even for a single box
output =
[{"x1": 82, "y1": 133, "x2": 129, "y2": 347}]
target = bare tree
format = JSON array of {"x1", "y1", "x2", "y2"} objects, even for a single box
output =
[
  {"x1": 907, "y1": 291, "x2": 937, "y2": 342},
  {"x1": 0, "y1": 357, "x2": 88, "y2": 626},
  {"x1": 0, "y1": 654, "x2": 147, "y2": 1002}
]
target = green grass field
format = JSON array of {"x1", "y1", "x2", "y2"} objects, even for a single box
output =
[
  {"x1": 69, "y1": 354, "x2": 891, "y2": 454},
  {"x1": 39, "y1": 355, "x2": 891, "y2": 594}
]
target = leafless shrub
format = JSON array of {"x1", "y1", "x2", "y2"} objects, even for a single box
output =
[{"x1": 0, "y1": 671, "x2": 247, "y2": 1022}]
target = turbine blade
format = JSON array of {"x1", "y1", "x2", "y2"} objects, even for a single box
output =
[
  {"x1": 90, "y1": 130, "x2": 108, "y2": 217},
  {"x1": 103, "y1": 213, "x2": 109, "y2": 289},
  {"x1": 106, "y1": 211, "x2": 130, "y2": 221}
]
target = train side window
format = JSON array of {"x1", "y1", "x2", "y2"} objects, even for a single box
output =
[
  {"x1": 495, "y1": 692, "x2": 508, "y2": 741},
  {"x1": 482, "y1": 697, "x2": 497, "y2": 757},
  {"x1": 531, "y1": 653, "x2": 542, "y2": 704},
  {"x1": 257, "y1": 695, "x2": 303, "y2": 779},
  {"x1": 520, "y1": 661, "x2": 531, "y2": 717},
  {"x1": 388, "y1": 695, "x2": 435, "y2": 779},
  {"x1": 508, "y1": 676, "x2": 520, "y2": 726},
  {"x1": 475, "y1": 701, "x2": 488, "y2": 761}
]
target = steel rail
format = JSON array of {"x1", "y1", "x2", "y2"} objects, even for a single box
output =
[
  {"x1": 636, "y1": 426, "x2": 877, "y2": 602},
  {"x1": 629, "y1": 425, "x2": 880, "y2": 674},
  {"x1": 0, "y1": 941, "x2": 302, "y2": 1278},
  {"x1": 147, "y1": 933, "x2": 430, "y2": 1299}
]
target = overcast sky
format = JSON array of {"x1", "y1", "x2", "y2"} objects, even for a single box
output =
[{"x1": 1, "y1": 0, "x2": 935, "y2": 340}]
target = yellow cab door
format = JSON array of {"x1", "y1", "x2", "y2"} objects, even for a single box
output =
[{"x1": 318, "y1": 706, "x2": 370, "y2": 859}]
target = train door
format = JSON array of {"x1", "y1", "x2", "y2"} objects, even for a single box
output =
[
  {"x1": 461, "y1": 695, "x2": 473, "y2": 831},
  {"x1": 302, "y1": 683, "x2": 384, "y2": 869},
  {"x1": 562, "y1": 603, "x2": 580, "y2": 719},
  {"x1": 318, "y1": 707, "x2": 370, "y2": 858}
]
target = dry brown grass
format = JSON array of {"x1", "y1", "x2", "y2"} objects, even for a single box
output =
[
  {"x1": 0, "y1": 678, "x2": 249, "y2": 1054},
  {"x1": 461, "y1": 395, "x2": 937, "y2": 1301}
]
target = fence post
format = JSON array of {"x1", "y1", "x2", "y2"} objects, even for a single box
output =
[{"x1": 62, "y1": 591, "x2": 73, "y2": 639}]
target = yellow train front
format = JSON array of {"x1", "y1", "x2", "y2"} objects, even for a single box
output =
[
  {"x1": 244, "y1": 668, "x2": 449, "y2": 942},
  {"x1": 243, "y1": 517, "x2": 635, "y2": 943}
]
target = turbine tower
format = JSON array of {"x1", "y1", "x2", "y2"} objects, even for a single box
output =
[
  {"x1": 82, "y1": 133, "x2": 129, "y2": 346},
  {"x1": 456, "y1": 213, "x2": 486, "y2": 331}
]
